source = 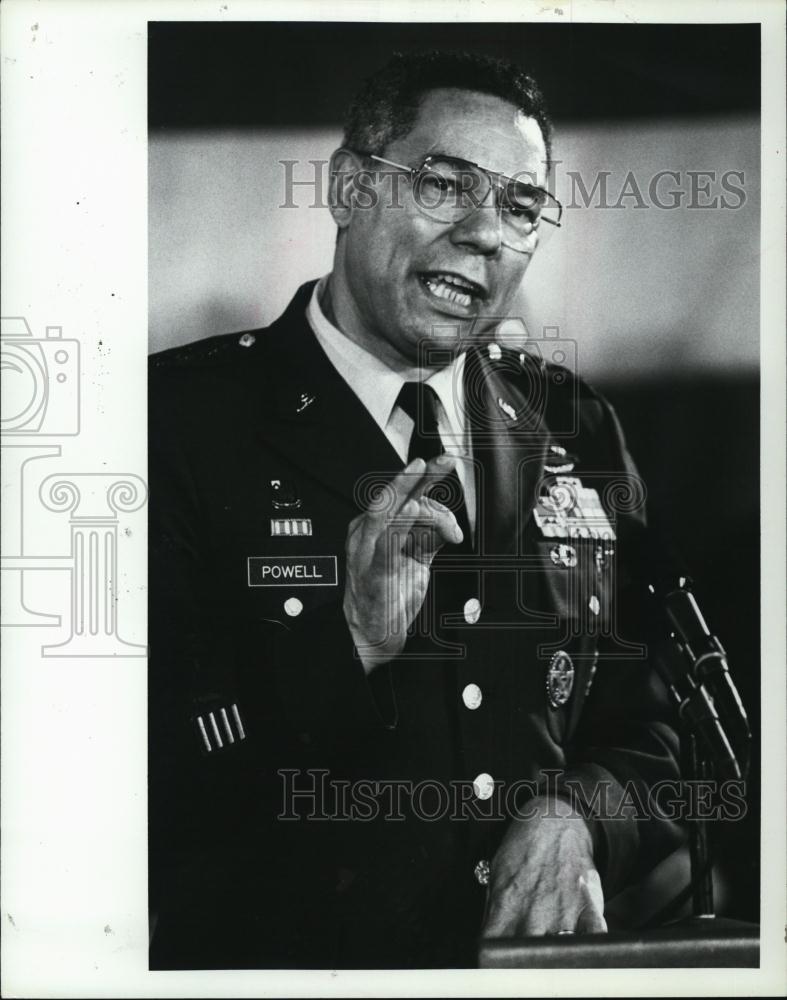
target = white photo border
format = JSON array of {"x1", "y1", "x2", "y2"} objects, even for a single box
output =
[{"x1": 1, "y1": 0, "x2": 784, "y2": 996}]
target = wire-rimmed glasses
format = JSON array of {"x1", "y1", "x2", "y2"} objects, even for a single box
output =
[{"x1": 361, "y1": 151, "x2": 562, "y2": 253}]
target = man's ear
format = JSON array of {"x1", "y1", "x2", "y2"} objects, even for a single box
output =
[{"x1": 329, "y1": 147, "x2": 364, "y2": 229}]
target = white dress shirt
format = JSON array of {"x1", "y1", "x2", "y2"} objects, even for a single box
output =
[{"x1": 306, "y1": 276, "x2": 477, "y2": 537}]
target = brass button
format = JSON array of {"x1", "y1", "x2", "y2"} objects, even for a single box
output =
[
  {"x1": 284, "y1": 596, "x2": 303, "y2": 617},
  {"x1": 463, "y1": 598, "x2": 481, "y2": 624},
  {"x1": 462, "y1": 683, "x2": 483, "y2": 710},
  {"x1": 473, "y1": 772, "x2": 495, "y2": 800},
  {"x1": 238, "y1": 333, "x2": 256, "y2": 348}
]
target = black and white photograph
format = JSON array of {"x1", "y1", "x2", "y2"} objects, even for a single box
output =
[
  {"x1": 147, "y1": 15, "x2": 761, "y2": 971},
  {"x1": 1, "y1": 1, "x2": 785, "y2": 996}
]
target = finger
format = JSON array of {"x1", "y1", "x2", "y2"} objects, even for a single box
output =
[
  {"x1": 411, "y1": 497, "x2": 463, "y2": 552},
  {"x1": 574, "y1": 903, "x2": 607, "y2": 934},
  {"x1": 360, "y1": 459, "x2": 425, "y2": 529},
  {"x1": 394, "y1": 453, "x2": 460, "y2": 509},
  {"x1": 574, "y1": 872, "x2": 607, "y2": 934},
  {"x1": 385, "y1": 458, "x2": 431, "y2": 516},
  {"x1": 408, "y1": 454, "x2": 460, "y2": 502},
  {"x1": 354, "y1": 462, "x2": 426, "y2": 563},
  {"x1": 366, "y1": 482, "x2": 459, "y2": 571},
  {"x1": 406, "y1": 499, "x2": 465, "y2": 566},
  {"x1": 370, "y1": 497, "x2": 421, "y2": 566},
  {"x1": 392, "y1": 498, "x2": 423, "y2": 554},
  {"x1": 363, "y1": 455, "x2": 459, "y2": 545},
  {"x1": 482, "y1": 877, "x2": 555, "y2": 939},
  {"x1": 480, "y1": 891, "x2": 526, "y2": 939},
  {"x1": 365, "y1": 455, "x2": 459, "y2": 524},
  {"x1": 402, "y1": 454, "x2": 464, "y2": 549},
  {"x1": 579, "y1": 870, "x2": 605, "y2": 914}
]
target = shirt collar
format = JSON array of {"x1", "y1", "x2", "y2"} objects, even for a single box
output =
[
  {"x1": 307, "y1": 275, "x2": 466, "y2": 441},
  {"x1": 428, "y1": 353, "x2": 465, "y2": 444}
]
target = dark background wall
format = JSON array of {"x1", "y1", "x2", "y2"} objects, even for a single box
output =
[{"x1": 149, "y1": 21, "x2": 760, "y2": 922}]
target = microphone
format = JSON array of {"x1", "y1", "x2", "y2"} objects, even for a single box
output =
[
  {"x1": 648, "y1": 617, "x2": 742, "y2": 781},
  {"x1": 630, "y1": 519, "x2": 750, "y2": 778},
  {"x1": 634, "y1": 524, "x2": 749, "y2": 920},
  {"x1": 660, "y1": 578, "x2": 751, "y2": 779}
]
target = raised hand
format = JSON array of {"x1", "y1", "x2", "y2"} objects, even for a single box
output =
[{"x1": 343, "y1": 456, "x2": 464, "y2": 674}]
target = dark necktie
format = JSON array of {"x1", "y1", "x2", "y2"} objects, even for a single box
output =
[{"x1": 396, "y1": 381, "x2": 472, "y2": 549}]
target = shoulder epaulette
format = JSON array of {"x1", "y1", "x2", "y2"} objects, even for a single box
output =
[
  {"x1": 479, "y1": 340, "x2": 587, "y2": 393},
  {"x1": 149, "y1": 328, "x2": 267, "y2": 370}
]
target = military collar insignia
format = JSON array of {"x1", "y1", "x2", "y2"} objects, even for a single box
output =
[
  {"x1": 497, "y1": 396, "x2": 517, "y2": 420},
  {"x1": 296, "y1": 392, "x2": 316, "y2": 413}
]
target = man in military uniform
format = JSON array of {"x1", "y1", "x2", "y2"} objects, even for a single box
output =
[{"x1": 148, "y1": 51, "x2": 683, "y2": 969}]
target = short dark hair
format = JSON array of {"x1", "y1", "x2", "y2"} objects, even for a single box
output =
[{"x1": 342, "y1": 49, "x2": 553, "y2": 169}]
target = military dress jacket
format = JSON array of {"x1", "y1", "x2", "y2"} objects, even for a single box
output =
[{"x1": 148, "y1": 281, "x2": 683, "y2": 969}]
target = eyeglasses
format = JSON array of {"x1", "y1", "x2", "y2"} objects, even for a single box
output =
[{"x1": 362, "y1": 152, "x2": 563, "y2": 253}]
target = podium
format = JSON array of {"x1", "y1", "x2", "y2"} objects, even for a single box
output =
[{"x1": 479, "y1": 918, "x2": 759, "y2": 968}]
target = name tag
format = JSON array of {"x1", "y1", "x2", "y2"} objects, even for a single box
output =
[{"x1": 247, "y1": 555, "x2": 338, "y2": 587}]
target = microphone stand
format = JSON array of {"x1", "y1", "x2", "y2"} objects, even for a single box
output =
[
  {"x1": 648, "y1": 577, "x2": 751, "y2": 920},
  {"x1": 684, "y1": 733, "x2": 715, "y2": 917}
]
